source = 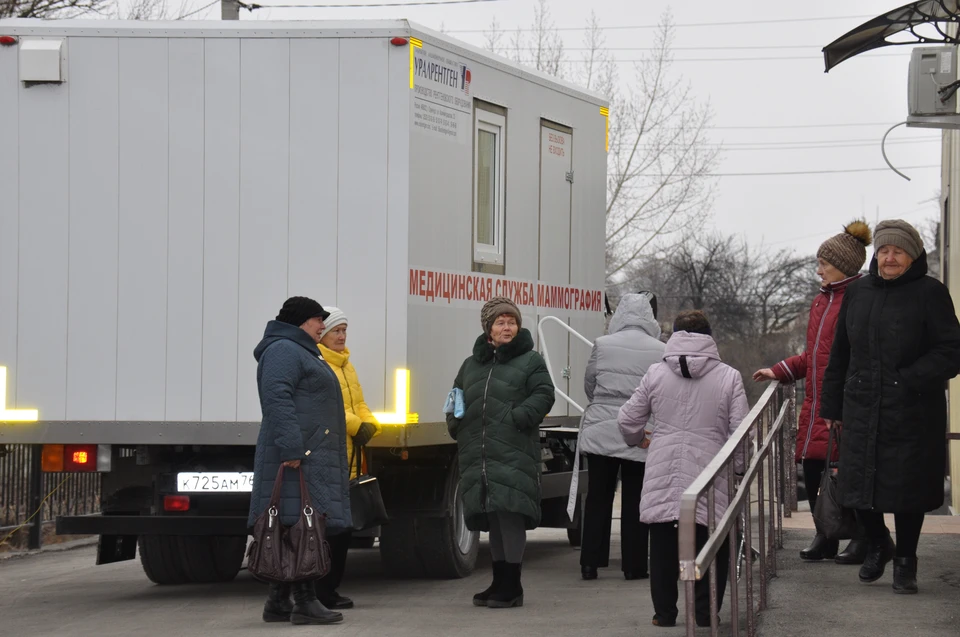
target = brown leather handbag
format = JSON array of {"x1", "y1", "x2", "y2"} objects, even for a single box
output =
[{"x1": 247, "y1": 465, "x2": 332, "y2": 583}]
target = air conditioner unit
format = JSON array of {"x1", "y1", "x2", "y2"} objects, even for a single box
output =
[{"x1": 906, "y1": 45, "x2": 960, "y2": 129}]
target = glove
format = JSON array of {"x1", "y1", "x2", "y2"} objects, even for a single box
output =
[
  {"x1": 443, "y1": 388, "x2": 465, "y2": 418},
  {"x1": 353, "y1": 422, "x2": 377, "y2": 448}
]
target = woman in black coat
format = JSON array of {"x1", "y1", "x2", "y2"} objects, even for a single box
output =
[{"x1": 820, "y1": 220, "x2": 960, "y2": 595}]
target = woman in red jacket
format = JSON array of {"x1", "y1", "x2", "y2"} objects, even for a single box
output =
[{"x1": 754, "y1": 220, "x2": 871, "y2": 563}]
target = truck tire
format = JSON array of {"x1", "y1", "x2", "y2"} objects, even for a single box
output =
[
  {"x1": 138, "y1": 535, "x2": 189, "y2": 585},
  {"x1": 379, "y1": 459, "x2": 479, "y2": 579},
  {"x1": 177, "y1": 536, "x2": 247, "y2": 583}
]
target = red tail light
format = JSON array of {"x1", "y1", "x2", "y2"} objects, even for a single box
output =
[
  {"x1": 41, "y1": 444, "x2": 112, "y2": 472},
  {"x1": 163, "y1": 495, "x2": 191, "y2": 512},
  {"x1": 0, "y1": 36, "x2": 17, "y2": 46},
  {"x1": 64, "y1": 444, "x2": 98, "y2": 472}
]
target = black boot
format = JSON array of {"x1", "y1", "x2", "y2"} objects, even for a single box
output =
[
  {"x1": 835, "y1": 537, "x2": 869, "y2": 565},
  {"x1": 262, "y1": 583, "x2": 293, "y2": 623},
  {"x1": 487, "y1": 562, "x2": 523, "y2": 608},
  {"x1": 580, "y1": 565, "x2": 598, "y2": 581},
  {"x1": 473, "y1": 561, "x2": 505, "y2": 607},
  {"x1": 799, "y1": 534, "x2": 839, "y2": 561},
  {"x1": 315, "y1": 586, "x2": 354, "y2": 610},
  {"x1": 859, "y1": 534, "x2": 896, "y2": 583},
  {"x1": 892, "y1": 557, "x2": 918, "y2": 594},
  {"x1": 290, "y1": 582, "x2": 344, "y2": 625}
]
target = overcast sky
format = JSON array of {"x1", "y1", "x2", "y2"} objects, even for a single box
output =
[{"x1": 180, "y1": 0, "x2": 944, "y2": 260}]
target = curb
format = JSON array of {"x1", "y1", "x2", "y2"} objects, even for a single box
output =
[{"x1": 0, "y1": 536, "x2": 99, "y2": 562}]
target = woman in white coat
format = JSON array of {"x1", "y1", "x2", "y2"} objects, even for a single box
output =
[{"x1": 578, "y1": 293, "x2": 665, "y2": 581}]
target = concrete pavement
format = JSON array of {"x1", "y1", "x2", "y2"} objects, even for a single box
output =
[
  {"x1": 757, "y1": 526, "x2": 960, "y2": 637},
  {"x1": 0, "y1": 528, "x2": 683, "y2": 637},
  {"x1": 1, "y1": 521, "x2": 957, "y2": 637}
]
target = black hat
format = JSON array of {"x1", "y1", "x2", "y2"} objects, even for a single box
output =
[{"x1": 276, "y1": 296, "x2": 329, "y2": 327}]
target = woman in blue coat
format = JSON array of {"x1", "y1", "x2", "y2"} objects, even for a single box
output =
[{"x1": 249, "y1": 296, "x2": 352, "y2": 625}]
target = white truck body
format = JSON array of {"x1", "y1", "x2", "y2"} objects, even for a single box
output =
[{"x1": 0, "y1": 19, "x2": 607, "y2": 446}]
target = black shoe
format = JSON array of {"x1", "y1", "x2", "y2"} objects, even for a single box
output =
[
  {"x1": 291, "y1": 582, "x2": 344, "y2": 625},
  {"x1": 487, "y1": 563, "x2": 523, "y2": 608},
  {"x1": 892, "y1": 557, "x2": 918, "y2": 594},
  {"x1": 262, "y1": 583, "x2": 293, "y2": 623},
  {"x1": 623, "y1": 571, "x2": 648, "y2": 581},
  {"x1": 581, "y1": 565, "x2": 598, "y2": 581},
  {"x1": 835, "y1": 538, "x2": 869, "y2": 565},
  {"x1": 473, "y1": 561, "x2": 505, "y2": 607},
  {"x1": 859, "y1": 534, "x2": 896, "y2": 584},
  {"x1": 800, "y1": 534, "x2": 839, "y2": 561},
  {"x1": 318, "y1": 592, "x2": 354, "y2": 610},
  {"x1": 651, "y1": 615, "x2": 676, "y2": 628}
]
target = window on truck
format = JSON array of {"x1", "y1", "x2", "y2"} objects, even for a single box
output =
[{"x1": 473, "y1": 102, "x2": 506, "y2": 273}]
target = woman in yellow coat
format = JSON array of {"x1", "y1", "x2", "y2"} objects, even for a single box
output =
[{"x1": 315, "y1": 307, "x2": 381, "y2": 610}]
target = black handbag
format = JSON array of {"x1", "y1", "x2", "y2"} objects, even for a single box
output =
[
  {"x1": 812, "y1": 428, "x2": 858, "y2": 540},
  {"x1": 349, "y1": 447, "x2": 389, "y2": 532},
  {"x1": 247, "y1": 465, "x2": 333, "y2": 583}
]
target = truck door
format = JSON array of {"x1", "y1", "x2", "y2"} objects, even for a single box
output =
[{"x1": 538, "y1": 121, "x2": 573, "y2": 417}]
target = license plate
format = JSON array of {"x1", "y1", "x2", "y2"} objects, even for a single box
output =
[{"x1": 177, "y1": 472, "x2": 254, "y2": 493}]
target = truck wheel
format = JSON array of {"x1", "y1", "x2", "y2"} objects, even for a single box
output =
[
  {"x1": 379, "y1": 459, "x2": 479, "y2": 579},
  {"x1": 177, "y1": 536, "x2": 247, "y2": 583},
  {"x1": 138, "y1": 535, "x2": 189, "y2": 585}
]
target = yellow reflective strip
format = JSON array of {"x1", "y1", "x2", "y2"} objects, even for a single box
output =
[
  {"x1": 600, "y1": 106, "x2": 610, "y2": 152},
  {"x1": 0, "y1": 366, "x2": 39, "y2": 422},
  {"x1": 409, "y1": 38, "x2": 422, "y2": 90}
]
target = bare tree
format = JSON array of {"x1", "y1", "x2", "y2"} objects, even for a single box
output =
[
  {"x1": 121, "y1": 0, "x2": 199, "y2": 20},
  {"x1": 626, "y1": 232, "x2": 817, "y2": 400},
  {"x1": 484, "y1": 8, "x2": 718, "y2": 287},
  {"x1": 0, "y1": 0, "x2": 107, "y2": 18}
]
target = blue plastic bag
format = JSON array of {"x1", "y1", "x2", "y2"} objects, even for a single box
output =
[{"x1": 442, "y1": 387, "x2": 465, "y2": 418}]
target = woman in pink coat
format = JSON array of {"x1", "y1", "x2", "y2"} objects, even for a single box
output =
[{"x1": 618, "y1": 310, "x2": 749, "y2": 629}]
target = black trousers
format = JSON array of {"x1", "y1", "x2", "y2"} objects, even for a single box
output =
[
  {"x1": 649, "y1": 522, "x2": 729, "y2": 623},
  {"x1": 802, "y1": 459, "x2": 827, "y2": 511},
  {"x1": 580, "y1": 454, "x2": 648, "y2": 574},
  {"x1": 857, "y1": 510, "x2": 925, "y2": 559},
  {"x1": 315, "y1": 530, "x2": 352, "y2": 598}
]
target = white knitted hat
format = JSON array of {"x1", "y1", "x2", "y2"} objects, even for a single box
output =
[{"x1": 319, "y1": 306, "x2": 347, "y2": 341}]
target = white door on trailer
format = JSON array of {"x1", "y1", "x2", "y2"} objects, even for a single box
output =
[{"x1": 538, "y1": 122, "x2": 573, "y2": 418}]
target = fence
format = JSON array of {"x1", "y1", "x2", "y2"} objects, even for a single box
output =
[
  {"x1": 679, "y1": 381, "x2": 796, "y2": 637},
  {"x1": 0, "y1": 444, "x2": 101, "y2": 550}
]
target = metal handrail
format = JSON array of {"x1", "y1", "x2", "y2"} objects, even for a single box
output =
[
  {"x1": 536, "y1": 315, "x2": 597, "y2": 521},
  {"x1": 536, "y1": 315, "x2": 594, "y2": 415},
  {"x1": 678, "y1": 382, "x2": 796, "y2": 637}
]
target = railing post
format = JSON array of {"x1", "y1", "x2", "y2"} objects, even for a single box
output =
[
  {"x1": 28, "y1": 444, "x2": 43, "y2": 550},
  {"x1": 757, "y1": 408, "x2": 767, "y2": 612}
]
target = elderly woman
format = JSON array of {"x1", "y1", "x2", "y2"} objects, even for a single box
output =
[
  {"x1": 250, "y1": 296, "x2": 350, "y2": 625},
  {"x1": 579, "y1": 293, "x2": 665, "y2": 581},
  {"x1": 754, "y1": 220, "x2": 871, "y2": 564},
  {"x1": 821, "y1": 220, "x2": 960, "y2": 595},
  {"x1": 618, "y1": 310, "x2": 749, "y2": 629},
  {"x1": 314, "y1": 307, "x2": 382, "y2": 610},
  {"x1": 446, "y1": 296, "x2": 555, "y2": 609}
]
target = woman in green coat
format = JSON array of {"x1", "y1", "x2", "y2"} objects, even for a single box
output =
[{"x1": 446, "y1": 297, "x2": 556, "y2": 609}]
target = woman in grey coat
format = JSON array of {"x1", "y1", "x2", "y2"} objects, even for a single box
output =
[
  {"x1": 578, "y1": 293, "x2": 665, "y2": 581},
  {"x1": 249, "y1": 296, "x2": 352, "y2": 625}
]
